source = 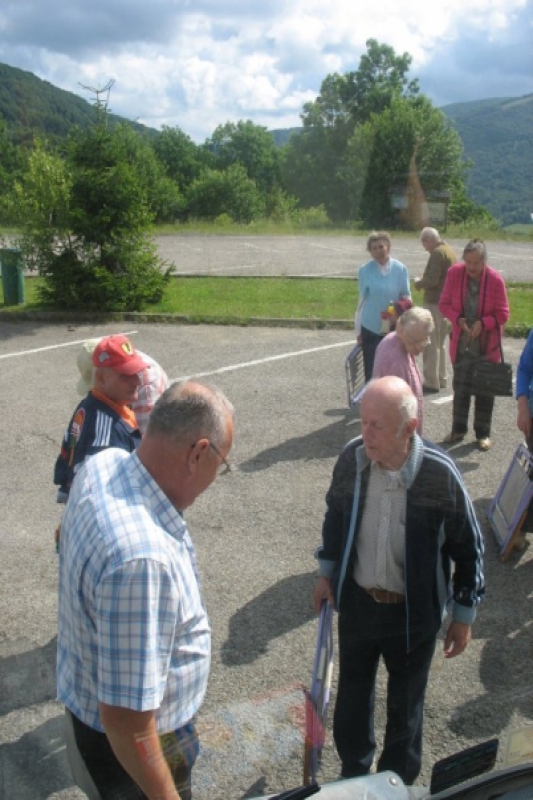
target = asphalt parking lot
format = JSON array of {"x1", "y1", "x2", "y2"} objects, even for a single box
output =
[
  {"x1": 1, "y1": 234, "x2": 532, "y2": 799},
  {"x1": 155, "y1": 233, "x2": 533, "y2": 282}
]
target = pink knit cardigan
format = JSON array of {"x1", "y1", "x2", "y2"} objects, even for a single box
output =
[{"x1": 438, "y1": 263, "x2": 509, "y2": 364}]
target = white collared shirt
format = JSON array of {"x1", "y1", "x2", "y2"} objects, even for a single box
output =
[{"x1": 353, "y1": 461, "x2": 407, "y2": 593}]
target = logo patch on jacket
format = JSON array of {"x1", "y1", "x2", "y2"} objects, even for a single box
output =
[{"x1": 68, "y1": 408, "x2": 85, "y2": 466}]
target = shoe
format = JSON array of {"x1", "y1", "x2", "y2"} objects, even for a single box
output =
[
  {"x1": 423, "y1": 385, "x2": 440, "y2": 395},
  {"x1": 513, "y1": 533, "x2": 527, "y2": 552},
  {"x1": 477, "y1": 437, "x2": 491, "y2": 451},
  {"x1": 443, "y1": 432, "x2": 464, "y2": 444}
]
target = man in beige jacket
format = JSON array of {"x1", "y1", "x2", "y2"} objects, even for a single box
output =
[{"x1": 415, "y1": 227, "x2": 456, "y2": 393}]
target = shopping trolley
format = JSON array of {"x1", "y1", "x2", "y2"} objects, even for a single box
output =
[{"x1": 345, "y1": 343, "x2": 366, "y2": 408}]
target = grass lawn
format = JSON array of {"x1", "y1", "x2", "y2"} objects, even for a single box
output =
[{"x1": 1, "y1": 276, "x2": 532, "y2": 335}]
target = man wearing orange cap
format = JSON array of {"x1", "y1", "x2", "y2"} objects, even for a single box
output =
[
  {"x1": 76, "y1": 337, "x2": 170, "y2": 436},
  {"x1": 54, "y1": 335, "x2": 147, "y2": 504}
]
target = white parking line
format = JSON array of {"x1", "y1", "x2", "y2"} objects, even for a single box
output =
[
  {"x1": 432, "y1": 395, "x2": 453, "y2": 405},
  {"x1": 174, "y1": 339, "x2": 355, "y2": 381},
  {"x1": 0, "y1": 330, "x2": 139, "y2": 359}
]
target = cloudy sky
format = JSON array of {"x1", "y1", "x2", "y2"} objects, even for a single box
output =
[{"x1": 0, "y1": 0, "x2": 531, "y2": 142}]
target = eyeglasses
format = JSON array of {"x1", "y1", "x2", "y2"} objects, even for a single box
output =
[{"x1": 209, "y1": 441, "x2": 233, "y2": 475}]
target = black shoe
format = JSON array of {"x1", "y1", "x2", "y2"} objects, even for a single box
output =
[{"x1": 423, "y1": 385, "x2": 440, "y2": 395}]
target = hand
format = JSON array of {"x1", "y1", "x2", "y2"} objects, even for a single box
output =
[
  {"x1": 443, "y1": 621, "x2": 471, "y2": 658},
  {"x1": 470, "y1": 320, "x2": 483, "y2": 340},
  {"x1": 517, "y1": 397, "x2": 531, "y2": 438},
  {"x1": 458, "y1": 317, "x2": 471, "y2": 336},
  {"x1": 313, "y1": 577, "x2": 334, "y2": 613},
  {"x1": 356, "y1": 335, "x2": 362, "y2": 345},
  {"x1": 54, "y1": 525, "x2": 61, "y2": 546}
]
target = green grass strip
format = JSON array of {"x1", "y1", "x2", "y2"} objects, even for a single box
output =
[{"x1": 1, "y1": 276, "x2": 532, "y2": 336}]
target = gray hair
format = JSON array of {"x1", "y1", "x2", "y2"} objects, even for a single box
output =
[
  {"x1": 420, "y1": 227, "x2": 440, "y2": 243},
  {"x1": 396, "y1": 306, "x2": 435, "y2": 335},
  {"x1": 366, "y1": 231, "x2": 391, "y2": 252},
  {"x1": 463, "y1": 238, "x2": 487, "y2": 262},
  {"x1": 147, "y1": 381, "x2": 234, "y2": 449}
]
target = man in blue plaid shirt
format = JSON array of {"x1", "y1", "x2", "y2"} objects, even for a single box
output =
[{"x1": 57, "y1": 381, "x2": 235, "y2": 800}]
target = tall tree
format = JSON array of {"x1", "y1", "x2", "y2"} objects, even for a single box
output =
[
  {"x1": 345, "y1": 96, "x2": 466, "y2": 226},
  {"x1": 301, "y1": 39, "x2": 418, "y2": 131},
  {"x1": 152, "y1": 126, "x2": 210, "y2": 190},
  {"x1": 207, "y1": 120, "x2": 281, "y2": 194},
  {"x1": 12, "y1": 108, "x2": 169, "y2": 310},
  {"x1": 282, "y1": 40, "x2": 422, "y2": 222}
]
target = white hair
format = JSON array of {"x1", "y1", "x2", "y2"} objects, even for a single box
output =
[
  {"x1": 420, "y1": 227, "x2": 440, "y2": 243},
  {"x1": 396, "y1": 306, "x2": 435, "y2": 336}
]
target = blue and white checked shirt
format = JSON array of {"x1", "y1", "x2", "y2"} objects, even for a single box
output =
[{"x1": 57, "y1": 448, "x2": 211, "y2": 734}]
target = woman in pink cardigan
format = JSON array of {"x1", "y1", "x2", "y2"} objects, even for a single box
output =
[
  {"x1": 438, "y1": 239, "x2": 510, "y2": 451},
  {"x1": 372, "y1": 306, "x2": 434, "y2": 434}
]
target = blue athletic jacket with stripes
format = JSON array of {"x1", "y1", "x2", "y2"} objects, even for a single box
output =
[
  {"x1": 316, "y1": 433, "x2": 485, "y2": 636},
  {"x1": 54, "y1": 392, "x2": 141, "y2": 503}
]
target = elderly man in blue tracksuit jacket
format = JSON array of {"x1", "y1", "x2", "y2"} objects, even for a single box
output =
[{"x1": 314, "y1": 376, "x2": 485, "y2": 785}]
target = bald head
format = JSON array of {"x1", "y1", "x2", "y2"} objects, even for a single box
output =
[{"x1": 360, "y1": 378, "x2": 418, "y2": 469}]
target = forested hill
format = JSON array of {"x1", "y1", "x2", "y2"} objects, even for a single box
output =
[
  {"x1": 442, "y1": 95, "x2": 533, "y2": 225},
  {"x1": 0, "y1": 62, "x2": 156, "y2": 145}
]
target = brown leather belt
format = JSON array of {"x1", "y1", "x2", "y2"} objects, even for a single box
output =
[{"x1": 363, "y1": 587, "x2": 405, "y2": 604}]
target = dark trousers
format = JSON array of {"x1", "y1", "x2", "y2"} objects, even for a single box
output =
[
  {"x1": 361, "y1": 327, "x2": 385, "y2": 382},
  {"x1": 66, "y1": 710, "x2": 195, "y2": 800},
  {"x1": 333, "y1": 580, "x2": 436, "y2": 785},
  {"x1": 452, "y1": 359, "x2": 495, "y2": 438}
]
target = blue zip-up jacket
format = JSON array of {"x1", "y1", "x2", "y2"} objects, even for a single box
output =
[
  {"x1": 54, "y1": 392, "x2": 141, "y2": 503},
  {"x1": 316, "y1": 434, "x2": 485, "y2": 638}
]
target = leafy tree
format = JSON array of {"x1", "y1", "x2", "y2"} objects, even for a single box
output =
[
  {"x1": 12, "y1": 109, "x2": 169, "y2": 310},
  {"x1": 447, "y1": 181, "x2": 498, "y2": 227},
  {"x1": 152, "y1": 126, "x2": 210, "y2": 191},
  {"x1": 300, "y1": 39, "x2": 418, "y2": 134},
  {"x1": 113, "y1": 125, "x2": 184, "y2": 222},
  {"x1": 207, "y1": 120, "x2": 281, "y2": 194},
  {"x1": 281, "y1": 40, "x2": 421, "y2": 222},
  {"x1": 11, "y1": 140, "x2": 72, "y2": 271},
  {"x1": 187, "y1": 164, "x2": 266, "y2": 223},
  {"x1": 346, "y1": 97, "x2": 467, "y2": 227}
]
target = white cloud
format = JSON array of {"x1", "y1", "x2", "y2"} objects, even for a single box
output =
[{"x1": 0, "y1": 0, "x2": 531, "y2": 140}]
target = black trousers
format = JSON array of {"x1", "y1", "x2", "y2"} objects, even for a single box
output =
[
  {"x1": 333, "y1": 580, "x2": 436, "y2": 785},
  {"x1": 361, "y1": 327, "x2": 385, "y2": 382},
  {"x1": 452, "y1": 358, "x2": 495, "y2": 438},
  {"x1": 67, "y1": 710, "x2": 195, "y2": 800}
]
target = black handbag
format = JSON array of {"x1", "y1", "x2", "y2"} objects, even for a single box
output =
[
  {"x1": 471, "y1": 340, "x2": 513, "y2": 397},
  {"x1": 461, "y1": 271, "x2": 513, "y2": 398}
]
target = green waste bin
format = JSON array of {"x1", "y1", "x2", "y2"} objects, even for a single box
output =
[{"x1": 0, "y1": 247, "x2": 25, "y2": 305}]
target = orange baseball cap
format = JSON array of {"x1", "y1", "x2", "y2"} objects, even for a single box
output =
[{"x1": 92, "y1": 335, "x2": 148, "y2": 375}]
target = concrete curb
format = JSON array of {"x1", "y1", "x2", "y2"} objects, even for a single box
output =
[
  {"x1": 0, "y1": 309, "x2": 354, "y2": 330},
  {"x1": 0, "y1": 309, "x2": 529, "y2": 336}
]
